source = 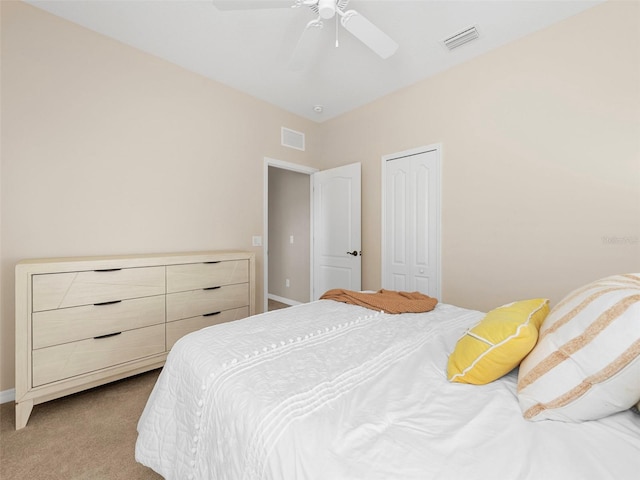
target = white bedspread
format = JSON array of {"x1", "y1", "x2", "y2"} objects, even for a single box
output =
[{"x1": 135, "y1": 301, "x2": 640, "y2": 480}]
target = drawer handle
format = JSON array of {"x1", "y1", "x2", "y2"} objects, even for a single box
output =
[
  {"x1": 93, "y1": 300, "x2": 122, "y2": 306},
  {"x1": 94, "y1": 332, "x2": 122, "y2": 340},
  {"x1": 203, "y1": 311, "x2": 221, "y2": 317},
  {"x1": 94, "y1": 268, "x2": 122, "y2": 272},
  {"x1": 203, "y1": 286, "x2": 221, "y2": 291},
  {"x1": 203, "y1": 261, "x2": 221, "y2": 264}
]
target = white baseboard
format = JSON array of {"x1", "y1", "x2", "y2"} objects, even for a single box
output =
[
  {"x1": 267, "y1": 294, "x2": 302, "y2": 306},
  {"x1": 0, "y1": 388, "x2": 15, "y2": 404}
]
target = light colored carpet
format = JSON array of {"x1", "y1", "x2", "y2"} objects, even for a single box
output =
[
  {"x1": 0, "y1": 369, "x2": 163, "y2": 480},
  {"x1": 268, "y1": 298, "x2": 289, "y2": 311}
]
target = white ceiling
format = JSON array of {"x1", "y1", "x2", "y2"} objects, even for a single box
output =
[{"x1": 26, "y1": 0, "x2": 604, "y2": 122}]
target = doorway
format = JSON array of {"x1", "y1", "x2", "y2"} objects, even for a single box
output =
[
  {"x1": 264, "y1": 158, "x2": 317, "y2": 312},
  {"x1": 263, "y1": 158, "x2": 362, "y2": 312},
  {"x1": 267, "y1": 166, "x2": 312, "y2": 309}
]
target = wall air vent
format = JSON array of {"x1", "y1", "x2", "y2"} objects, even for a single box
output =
[
  {"x1": 281, "y1": 127, "x2": 305, "y2": 151},
  {"x1": 442, "y1": 26, "x2": 479, "y2": 51}
]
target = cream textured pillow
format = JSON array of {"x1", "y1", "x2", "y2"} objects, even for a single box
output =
[
  {"x1": 447, "y1": 298, "x2": 549, "y2": 385},
  {"x1": 517, "y1": 274, "x2": 640, "y2": 422}
]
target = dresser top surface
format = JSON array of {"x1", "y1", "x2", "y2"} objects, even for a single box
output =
[{"x1": 16, "y1": 250, "x2": 255, "y2": 274}]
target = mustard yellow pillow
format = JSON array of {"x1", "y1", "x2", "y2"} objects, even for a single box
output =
[{"x1": 447, "y1": 298, "x2": 549, "y2": 385}]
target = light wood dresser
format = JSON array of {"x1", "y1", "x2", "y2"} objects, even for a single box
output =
[{"x1": 15, "y1": 250, "x2": 255, "y2": 429}]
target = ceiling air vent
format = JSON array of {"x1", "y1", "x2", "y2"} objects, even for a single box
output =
[{"x1": 442, "y1": 26, "x2": 479, "y2": 51}]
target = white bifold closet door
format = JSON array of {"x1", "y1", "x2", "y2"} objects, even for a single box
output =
[{"x1": 382, "y1": 147, "x2": 440, "y2": 299}]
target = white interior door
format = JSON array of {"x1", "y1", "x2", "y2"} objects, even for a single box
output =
[
  {"x1": 313, "y1": 162, "x2": 361, "y2": 299},
  {"x1": 382, "y1": 147, "x2": 440, "y2": 299}
]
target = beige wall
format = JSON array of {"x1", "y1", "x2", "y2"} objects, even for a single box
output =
[
  {"x1": 1, "y1": 0, "x2": 639, "y2": 395},
  {"x1": 0, "y1": 1, "x2": 320, "y2": 392},
  {"x1": 316, "y1": 0, "x2": 640, "y2": 312},
  {"x1": 268, "y1": 167, "x2": 311, "y2": 303}
]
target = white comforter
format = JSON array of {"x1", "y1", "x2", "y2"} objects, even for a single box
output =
[{"x1": 136, "y1": 301, "x2": 640, "y2": 480}]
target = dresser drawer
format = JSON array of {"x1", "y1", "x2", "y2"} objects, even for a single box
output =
[
  {"x1": 32, "y1": 323, "x2": 165, "y2": 387},
  {"x1": 32, "y1": 295, "x2": 165, "y2": 349},
  {"x1": 166, "y1": 260, "x2": 248, "y2": 293},
  {"x1": 166, "y1": 306, "x2": 249, "y2": 349},
  {"x1": 32, "y1": 266, "x2": 165, "y2": 312},
  {"x1": 166, "y1": 283, "x2": 249, "y2": 322}
]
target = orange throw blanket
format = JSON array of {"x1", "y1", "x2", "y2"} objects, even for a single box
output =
[{"x1": 320, "y1": 289, "x2": 438, "y2": 314}]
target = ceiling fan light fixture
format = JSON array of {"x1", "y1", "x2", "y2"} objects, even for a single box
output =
[
  {"x1": 340, "y1": 10, "x2": 398, "y2": 59},
  {"x1": 318, "y1": 0, "x2": 336, "y2": 19}
]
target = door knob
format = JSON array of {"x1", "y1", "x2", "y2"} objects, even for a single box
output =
[{"x1": 347, "y1": 250, "x2": 358, "y2": 256}]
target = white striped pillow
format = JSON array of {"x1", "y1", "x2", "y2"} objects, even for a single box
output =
[{"x1": 517, "y1": 274, "x2": 640, "y2": 422}]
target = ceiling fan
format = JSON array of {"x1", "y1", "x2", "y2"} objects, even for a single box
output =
[{"x1": 212, "y1": 0, "x2": 399, "y2": 62}]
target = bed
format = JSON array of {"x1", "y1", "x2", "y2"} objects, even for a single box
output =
[{"x1": 135, "y1": 296, "x2": 640, "y2": 480}]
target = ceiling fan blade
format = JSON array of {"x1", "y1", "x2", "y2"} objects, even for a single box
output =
[
  {"x1": 340, "y1": 10, "x2": 398, "y2": 59},
  {"x1": 287, "y1": 19, "x2": 323, "y2": 71},
  {"x1": 212, "y1": 1, "x2": 294, "y2": 11}
]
